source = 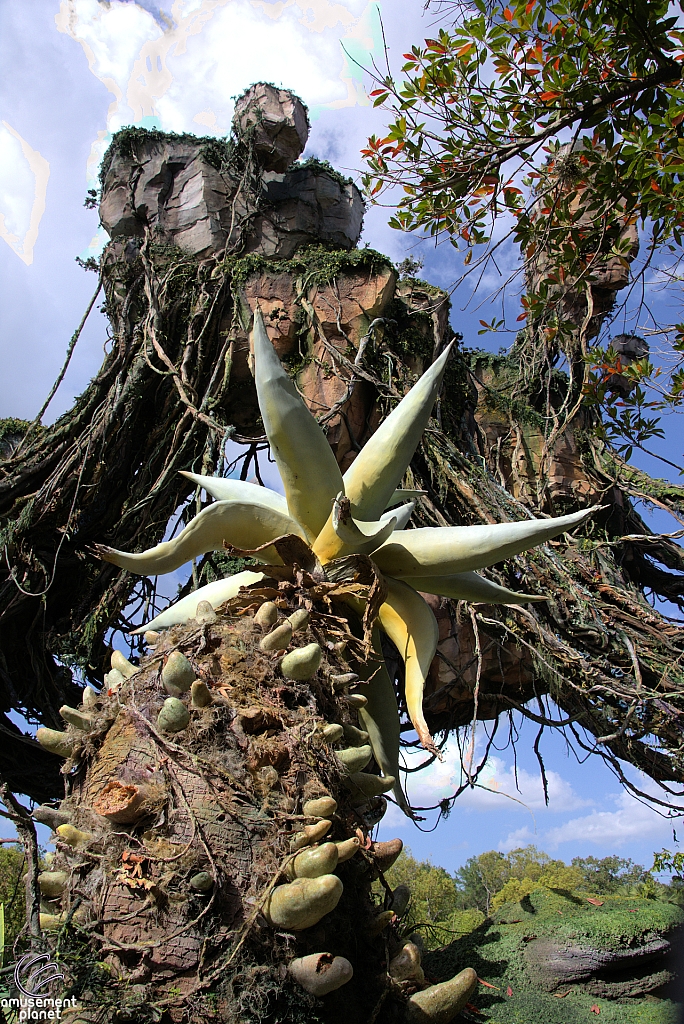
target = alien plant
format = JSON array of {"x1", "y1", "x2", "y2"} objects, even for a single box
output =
[{"x1": 94, "y1": 310, "x2": 596, "y2": 813}]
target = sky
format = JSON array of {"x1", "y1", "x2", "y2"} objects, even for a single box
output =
[{"x1": 0, "y1": 0, "x2": 681, "y2": 878}]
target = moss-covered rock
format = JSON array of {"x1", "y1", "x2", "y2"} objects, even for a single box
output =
[{"x1": 422, "y1": 888, "x2": 683, "y2": 1023}]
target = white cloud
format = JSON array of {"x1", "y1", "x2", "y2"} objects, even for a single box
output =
[
  {"x1": 541, "y1": 785, "x2": 678, "y2": 850},
  {"x1": 396, "y1": 737, "x2": 590, "y2": 822},
  {"x1": 54, "y1": 0, "x2": 383, "y2": 185},
  {"x1": 0, "y1": 122, "x2": 50, "y2": 265}
]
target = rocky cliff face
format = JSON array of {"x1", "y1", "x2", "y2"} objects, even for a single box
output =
[{"x1": 99, "y1": 83, "x2": 363, "y2": 259}]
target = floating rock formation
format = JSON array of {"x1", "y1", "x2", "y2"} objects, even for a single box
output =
[{"x1": 99, "y1": 82, "x2": 363, "y2": 258}]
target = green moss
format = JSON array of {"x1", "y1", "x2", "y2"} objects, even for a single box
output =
[
  {"x1": 423, "y1": 888, "x2": 683, "y2": 1024},
  {"x1": 0, "y1": 417, "x2": 35, "y2": 459},
  {"x1": 291, "y1": 156, "x2": 355, "y2": 189},
  {"x1": 99, "y1": 127, "x2": 231, "y2": 186},
  {"x1": 219, "y1": 243, "x2": 393, "y2": 292}
]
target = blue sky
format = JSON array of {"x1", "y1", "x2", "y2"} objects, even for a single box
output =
[{"x1": 1, "y1": 0, "x2": 682, "y2": 877}]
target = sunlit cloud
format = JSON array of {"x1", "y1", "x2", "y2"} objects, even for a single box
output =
[{"x1": 0, "y1": 122, "x2": 50, "y2": 265}]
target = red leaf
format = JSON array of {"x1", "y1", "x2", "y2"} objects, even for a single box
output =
[
  {"x1": 369, "y1": 89, "x2": 387, "y2": 97},
  {"x1": 525, "y1": 0, "x2": 535, "y2": 12},
  {"x1": 477, "y1": 978, "x2": 500, "y2": 990},
  {"x1": 516, "y1": 312, "x2": 528, "y2": 321},
  {"x1": 590, "y1": 1006, "x2": 601, "y2": 1015},
  {"x1": 540, "y1": 90, "x2": 562, "y2": 100},
  {"x1": 586, "y1": 897, "x2": 604, "y2": 906},
  {"x1": 503, "y1": 7, "x2": 513, "y2": 20},
  {"x1": 457, "y1": 42, "x2": 474, "y2": 57},
  {"x1": 506, "y1": 986, "x2": 514, "y2": 996}
]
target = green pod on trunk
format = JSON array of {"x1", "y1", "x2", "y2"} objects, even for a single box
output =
[
  {"x1": 389, "y1": 942, "x2": 424, "y2": 984},
  {"x1": 302, "y1": 796, "x2": 337, "y2": 818},
  {"x1": 38, "y1": 871, "x2": 69, "y2": 898},
  {"x1": 194, "y1": 599, "x2": 217, "y2": 624},
  {"x1": 288, "y1": 953, "x2": 353, "y2": 996},
  {"x1": 111, "y1": 650, "x2": 137, "y2": 679},
  {"x1": 104, "y1": 668, "x2": 125, "y2": 691},
  {"x1": 264, "y1": 874, "x2": 343, "y2": 931},
  {"x1": 280, "y1": 642, "x2": 322, "y2": 681},
  {"x1": 36, "y1": 729, "x2": 74, "y2": 759},
  {"x1": 344, "y1": 773, "x2": 395, "y2": 799},
  {"x1": 287, "y1": 608, "x2": 310, "y2": 633},
  {"x1": 287, "y1": 842, "x2": 339, "y2": 880},
  {"x1": 254, "y1": 601, "x2": 278, "y2": 627},
  {"x1": 190, "y1": 680, "x2": 212, "y2": 708},
  {"x1": 189, "y1": 871, "x2": 214, "y2": 892},
  {"x1": 162, "y1": 651, "x2": 196, "y2": 696},
  {"x1": 369, "y1": 909, "x2": 395, "y2": 937},
  {"x1": 342, "y1": 724, "x2": 370, "y2": 747},
  {"x1": 157, "y1": 697, "x2": 190, "y2": 733},
  {"x1": 405, "y1": 967, "x2": 478, "y2": 1023},
  {"x1": 335, "y1": 745, "x2": 372, "y2": 774},
  {"x1": 335, "y1": 837, "x2": 361, "y2": 863},
  {"x1": 59, "y1": 705, "x2": 92, "y2": 731},
  {"x1": 290, "y1": 819, "x2": 332, "y2": 851},
  {"x1": 260, "y1": 621, "x2": 293, "y2": 652},
  {"x1": 319, "y1": 723, "x2": 344, "y2": 744}
]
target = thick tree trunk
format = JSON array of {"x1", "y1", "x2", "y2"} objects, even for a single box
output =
[{"x1": 37, "y1": 588, "x2": 458, "y2": 1024}]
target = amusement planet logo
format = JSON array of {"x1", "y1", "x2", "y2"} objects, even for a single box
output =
[{"x1": 0, "y1": 953, "x2": 76, "y2": 1020}]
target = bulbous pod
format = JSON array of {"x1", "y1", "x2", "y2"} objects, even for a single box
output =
[
  {"x1": 260, "y1": 621, "x2": 293, "y2": 652},
  {"x1": 331, "y1": 672, "x2": 358, "y2": 690},
  {"x1": 264, "y1": 874, "x2": 343, "y2": 931},
  {"x1": 372, "y1": 838, "x2": 403, "y2": 872},
  {"x1": 287, "y1": 608, "x2": 310, "y2": 633},
  {"x1": 162, "y1": 651, "x2": 196, "y2": 696},
  {"x1": 36, "y1": 728, "x2": 74, "y2": 759},
  {"x1": 254, "y1": 601, "x2": 278, "y2": 627},
  {"x1": 287, "y1": 842, "x2": 339, "y2": 880},
  {"x1": 194, "y1": 599, "x2": 217, "y2": 624},
  {"x1": 190, "y1": 680, "x2": 212, "y2": 708},
  {"x1": 391, "y1": 883, "x2": 411, "y2": 918},
  {"x1": 319, "y1": 723, "x2": 344, "y2": 744},
  {"x1": 405, "y1": 967, "x2": 478, "y2": 1023},
  {"x1": 346, "y1": 693, "x2": 368, "y2": 709},
  {"x1": 344, "y1": 773, "x2": 395, "y2": 799},
  {"x1": 59, "y1": 705, "x2": 92, "y2": 731},
  {"x1": 288, "y1": 953, "x2": 353, "y2": 996},
  {"x1": 335, "y1": 837, "x2": 361, "y2": 863},
  {"x1": 33, "y1": 805, "x2": 70, "y2": 831},
  {"x1": 104, "y1": 668, "x2": 125, "y2": 690},
  {"x1": 335, "y1": 745, "x2": 373, "y2": 774},
  {"x1": 111, "y1": 650, "x2": 137, "y2": 679},
  {"x1": 143, "y1": 630, "x2": 161, "y2": 644},
  {"x1": 389, "y1": 942, "x2": 424, "y2": 984},
  {"x1": 81, "y1": 687, "x2": 100, "y2": 710},
  {"x1": 280, "y1": 643, "x2": 322, "y2": 681},
  {"x1": 290, "y1": 819, "x2": 332, "y2": 851},
  {"x1": 369, "y1": 909, "x2": 394, "y2": 937},
  {"x1": 39, "y1": 913, "x2": 63, "y2": 930},
  {"x1": 38, "y1": 871, "x2": 68, "y2": 898},
  {"x1": 157, "y1": 697, "x2": 190, "y2": 733},
  {"x1": 56, "y1": 824, "x2": 93, "y2": 847},
  {"x1": 189, "y1": 871, "x2": 214, "y2": 892},
  {"x1": 343, "y1": 724, "x2": 370, "y2": 747},
  {"x1": 302, "y1": 796, "x2": 337, "y2": 818}
]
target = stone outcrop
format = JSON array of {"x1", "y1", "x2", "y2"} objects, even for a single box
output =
[
  {"x1": 99, "y1": 83, "x2": 363, "y2": 259},
  {"x1": 233, "y1": 82, "x2": 309, "y2": 172}
]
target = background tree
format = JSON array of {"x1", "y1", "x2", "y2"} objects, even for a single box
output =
[{"x1": 2, "y1": 39, "x2": 684, "y2": 1016}]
